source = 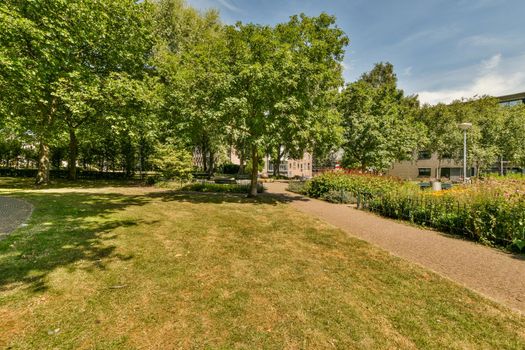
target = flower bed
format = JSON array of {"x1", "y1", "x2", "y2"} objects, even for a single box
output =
[
  {"x1": 300, "y1": 171, "x2": 406, "y2": 199},
  {"x1": 298, "y1": 172, "x2": 525, "y2": 251}
]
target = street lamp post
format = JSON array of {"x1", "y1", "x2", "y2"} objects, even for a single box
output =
[{"x1": 459, "y1": 122, "x2": 472, "y2": 183}]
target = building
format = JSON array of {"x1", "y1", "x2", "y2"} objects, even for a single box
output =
[
  {"x1": 262, "y1": 152, "x2": 313, "y2": 178},
  {"x1": 498, "y1": 91, "x2": 525, "y2": 106},
  {"x1": 387, "y1": 150, "x2": 474, "y2": 181},
  {"x1": 387, "y1": 92, "x2": 525, "y2": 180},
  {"x1": 224, "y1": 147, "x2": 313, "y2": 178}
]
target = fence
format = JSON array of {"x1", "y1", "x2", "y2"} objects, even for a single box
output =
[{"x1": 0, "y1": 168, "x2": 129, "y2": 180}]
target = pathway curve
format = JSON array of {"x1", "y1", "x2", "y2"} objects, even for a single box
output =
[
  {"x1": 266, "y1": 182, "x2": 525, "y2": 314},
  {"x1": 0, "y1": 196, "x2": 33, "y2": 239}
]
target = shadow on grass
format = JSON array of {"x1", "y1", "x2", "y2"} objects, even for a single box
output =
[
  {"x1": 0, "y1": 187, "x2": 310, "y2": 293},
  {"x1": 147, "y1": 190, "x2": 310, "y2": 205},
  {"x1": 0, "y1": 177, "x2": 143, "y2": 190},
  {"x1": 0, "y1": 192, "x2": 152, "y2": 293}
]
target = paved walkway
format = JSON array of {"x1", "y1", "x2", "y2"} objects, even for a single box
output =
[
  {"x1": 0, "y1": 196, "x2": 33, "y2": 239},
  {"x1": 266, "y1": 182, "x2": 525, "y2": 314}
]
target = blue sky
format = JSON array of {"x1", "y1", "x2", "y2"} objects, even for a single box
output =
[{"x1": 186, "y1": 0, "x2": 525, "y2": 104}]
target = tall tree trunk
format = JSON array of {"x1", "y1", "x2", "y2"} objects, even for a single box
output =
[
  {"x1": 272, "y1": 146, "x2": 283, "y2": 177},
  {"x1": 273, "y1": 158, "x2": 279, "y2": 177},
  {"x1": 248, "y1": 146, "x2": 259, "y2": 198},
  {"x1": 201, "y1": 143, "x2": 208, "y2": 173},
  {"x1": 139, "y1": 139, "x2": 144, "y2": 180},
  {"x1": 238, "y1": 150, "x2": 245, "y2": 175},
  {"x1": 208, "y1": 151, "x2": 215, "y2": 175},
  {"x1": 35, "y1": 98, "x2": 56, "y2": 186},
  {"x1": 68, "y1": 127, "x2": 78, "y2": 180},
  {"x1": 35, "y1": 140, "x2": 50, "y2": 186},
  {"x1": 121, "y1": 139, "x2": 135, "y2": 178}
]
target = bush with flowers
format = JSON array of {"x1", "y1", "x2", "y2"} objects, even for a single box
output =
[
  {"x1": 302, "y1": 170, "x2": 407, "y2": 198},
  {"x1": 300, "y1": 172, "x2": 525, "y2": 252}
]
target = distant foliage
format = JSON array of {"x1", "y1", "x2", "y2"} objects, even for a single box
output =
[
  {"x1": 245, "y1": 156, "x2": 264, "y2": 174},
  {"x1": 302, "y1": 171, "x2": 404, "y2": 198},
  {"x1": 339, "y1": 62, "x2": 425, "y2": 172},
  {"x1": 182, "y1": 182, "x2": 264, "y2": 194},
  {"x1": 152, "y1": 144, "x2": 193, "y2": 180},
  {"x1": 221, "y1": 163, "x2": 241, "y2": 175}
]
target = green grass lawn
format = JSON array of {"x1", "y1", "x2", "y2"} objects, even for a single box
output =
[{"x1": 0, "y1": 178, "x2": 524, "y2": 349}]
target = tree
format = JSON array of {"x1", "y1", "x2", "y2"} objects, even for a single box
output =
[
  {"x1": 419, "y1": 96, "x2": 505, "y2": 176},
  {"x1": 499, "y1": 104, "x2": 525, "y2": 170},
  {"x1": 152, "y1": 142, "x2": 193, "y2": 181},
  {"x1": 0, "y1": 0, "x2": 153, "y2": 184},
  {"x1": 339, "y1": 62, "x2": 424, "y2": 172},
  {"x1": 223, "y1": 14, "x2": 348, "y2": 196},
  {"x1": 153, "y1": 0, "x2": 229, "y2": 174}
]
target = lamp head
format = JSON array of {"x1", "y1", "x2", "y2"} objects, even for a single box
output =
[{"x1": 459, "y1": 122, "x2": 472, "y2": 130}]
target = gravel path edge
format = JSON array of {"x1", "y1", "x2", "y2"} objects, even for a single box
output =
[{"x1": 0, "y1": 196, "x2": 34, "y2": 240}]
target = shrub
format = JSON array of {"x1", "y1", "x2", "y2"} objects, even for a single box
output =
[
  {"x1": 221, "y1": 163, "x2": 241, "y2": 175},
  {"x1": 303, "y1": 171, "x2": 403, "y2": 198},
  {"x1": 321, "y1": 189, "x2": 356, "y2": 204},
  {"x1": 0, "y1": 168, "x2": 129, "y2": 180},
  {"x1": 286, "y1": 181, "x2": 307, "y2": 194},
  {"x1": 152, "y1": 144, "x2": 193, "y2": 181},
  {"x1": 145, "y1": 176, "x2": 157, "y2": 186},
  {"x1": 301, "y1": 172, "x2": 525, "y2": 251},
  {"x1": 181, "y1": 182, "x2": 264, "y2": 194},
  {"x1": 364, "y1": 185, "x2": 525, "y2": 251}
]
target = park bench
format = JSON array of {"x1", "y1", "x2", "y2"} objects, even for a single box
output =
[
  {"x1": 214, "y1": 177, "x2": 237, "y2": 184},
  {"x1": 442, "y1": 183, "x2": 452, "y2": 190},
  {"x1": 192, "y1": 172, "x2": 211, "y2": 180},
  {"x1": 418, "y1": 182, "x2": 431, "y2": 189}
]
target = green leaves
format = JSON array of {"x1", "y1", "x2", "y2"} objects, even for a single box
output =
[
  {"x1": 340, "y1": 63, "x2": 424, "y2": 172},
  {"x1": 224, "y1": 14, "x2": 348, "y2": 159},
  {"x1": 420, "y1": 96, "x2": 525, "y2": 172},
  {"x1": 152, "y1": 142, "x2": 193, "y2": 181},
  {"x1": 1, "y1": 0, "x2": 154, "y2": 182}
]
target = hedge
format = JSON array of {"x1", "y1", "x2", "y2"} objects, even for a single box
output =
[{"x1": 0, "y1": 168, "x2": 128, "y2": 180}]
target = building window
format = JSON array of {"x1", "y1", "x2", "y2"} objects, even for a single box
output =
[
  {"x1": 500, "y1": 100, "x2": 523, "y2": 107},
  {"x1": 268, "y1": 163, "x2": 273, "y2": 171},
  {"x1": 418, "y1": 168, "x2": 431, "y2": 177},
  {"x1": 418, "y1": 150, "x2": 432, "y2": 160}
]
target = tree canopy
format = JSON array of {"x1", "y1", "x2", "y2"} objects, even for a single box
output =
[
  {"x1": 1, "y1": 0, "x2": 523, "y2": 192},
  {"x1": 339, "y1": 62, "x2": 425, "y2": 172}
]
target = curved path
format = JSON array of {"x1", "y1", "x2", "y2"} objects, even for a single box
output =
[
  {"x1": 0, "y1": 196, "x2": 33, "y2": 239},
  {"x1": 266, "y1": 182, "x2": 525, "y2": 314}
]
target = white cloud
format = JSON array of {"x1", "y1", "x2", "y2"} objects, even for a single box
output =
[
  {"x1": 403, "y1": 66, "x2": 413, "y2": 76},
  {"x1": 458, "y1": 0, "x2": 506, "y2": 9},
  {"x1": 459, "y1": 35, "x2": 509, "y2": 49},
  {"x1": 216, "y1": 0, "x2": 241, "y2": 12},
  {"x1": 397, "y1": 26, "x2": 460, "y2": 47},
  {"x1": 481, "y1": 53, "x2": 501, "y2": 70},
  {"x1": 417, "y1": 53, "x2": 525, "y2": 105}
]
